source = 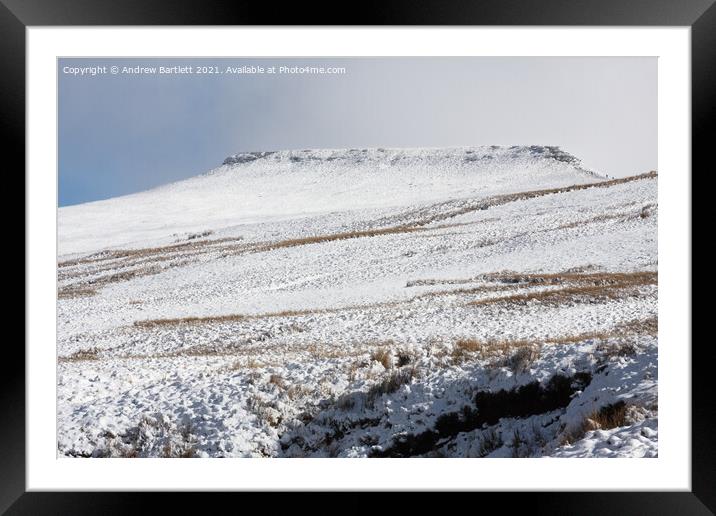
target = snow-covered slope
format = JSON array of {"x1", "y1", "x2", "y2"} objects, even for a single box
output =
[
  {"x1": 57, "y1": 146, "x2": 657, "y2": 459},
  {"x1": 59, "y1": 146, "x2": 598, "y2": 256}
]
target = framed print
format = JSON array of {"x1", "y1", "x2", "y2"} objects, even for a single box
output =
[{"x1": 7, "y1": 0, "x2": 710, "y2": 512}]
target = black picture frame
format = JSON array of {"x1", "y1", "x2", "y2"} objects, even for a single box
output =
[{"x1": 6, "y1": 0, "x2": 709, "y2": 513}]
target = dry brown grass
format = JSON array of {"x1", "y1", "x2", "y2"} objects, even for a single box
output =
[
  {"x1": 130, "y1": 281, "x2": 521, "y2": 329},
  {"x1": 587, "y1": 401, "x2": 630, "y2": 430},
  {"x1": 57, "y1": 237, "x2": 248, "y2": 298},
  {"x1": 468, "y1": 271, "x2": 657, "y2": 307},
  {"x1": 620, "y1": 317, "x2": 657, "y2": 336},
  {"x1": 596, "y1": 341, "x2": 638, "y2": 361},
  {"x1": 58, "y1": 262, "x2": 182, "y2": 301},
  {"x1": 58, "y1": 235, "x2": 244, "y2": 269},
  {"x1": 111, "y1": 336, "x2": 370, "y2": 363},
  {"x1": 286, "y1": 384, "x2": 312, "y2": 400},
  {"x1": 482, "y1": 270, "x2": 657, "y2": 287},
  {"x1": 555, "y1": 212, "x2": 632, "y2": 230},
  {"x1": 408, "y1": 270, "x2": 655, "y2": 296},
  {"x1": 413, "y1": 283, "x2": 521, "y2": 301},
  {"x1": 58, "y1": 347, "x2": 100, "y2": 362},
  {"x1": 562, "y1": 401, "x2": 631, "y2": 446},
  {"x1": 247, "y1": 394, "x2": 282, "y2": 428},
  {"x1": 366, "y1": 367, "x2": 417, "y2": 405},
  {"x1": 95, "y1": 416, "x2": 198, "y2": 458},
  {"x1": 451, "y1": 338, "x2": 536, "y2": 364},
  {"x1": 451, "y1": 338, "x2": 486, "y2": 363},
  {"x1": 268, "y1": 374, "x2": 286, "y2": 389},
  {"x1": 57, "y1": 287, "x2": 98, "y2": 299},
  {"x1": 370, "y1": 348, "x2": 393, "y2": 369},
  {"x1": 133, "y1": 305, "x2": 367, "y2": 328},
  {"x1": 254, "y1": 225, "x2": 426, "y2": 253},
  {"x1": 450, "y1": 315, "x2": 656, "y2": 365},
  {"x1": 134, "y1": 313, "x2": 249, "y2": 328},
  {"x1": 133, "y1": 307, "x2": 333, "y2": 329},
  {"x1": 58, "y1": 251, "x2": 185, "y2": 281},
  {"x1": 403, "y1": 171, "x2": 657, "y2": 228}
]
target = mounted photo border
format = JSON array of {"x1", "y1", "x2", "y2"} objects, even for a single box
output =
[{"x1": 6, "y1": 0, "x2": 710, "y2": 513}]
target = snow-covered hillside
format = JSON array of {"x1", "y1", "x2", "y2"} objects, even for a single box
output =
[
  {"x1": 58, "y1": 146, "x2": 597, "y2": 256},
  {"x1": 57, "y1": 146, "x2": 657, "y2": 458}
]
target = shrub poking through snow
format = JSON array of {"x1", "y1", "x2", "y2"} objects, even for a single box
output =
[
  {"x1": 247, "y1": 394, "x2": 283, "y2": 428},
  {"x1": 561, "y1": 401, "x2": 633, "y2": 446},
  {"x1": 451, "y1": 339, "x2": 484, "y2": 363},
  {"x1": 506, "y1": 345, "x2": 541, "y2": 374},
  {"x1": 269, "y1": 374, "x2": 286, "y2": 390},
  {"x1": 370, "y1": 348, "x2": 393, "y2": 370},
  {"x1": 586, "y1": 400, "x2": 629, "y2": 430},
  {"x1": 93, "y1": 414, "x2": 197, "y2": 458},
  {"x1": 396, "y1": 348, "x2": 416, "y2": 367},
  {"x1": 366, "y1": 368, "x2": 416, "y2": 406},
  {"x1": 597, "y1": 341, "x2": 638, "y2": 362}
]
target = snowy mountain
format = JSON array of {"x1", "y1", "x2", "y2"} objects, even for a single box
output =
[
  {"x1": 57, "y1": 146, "x2": 657, "y2": 459},
  {"x1": 59, "y1": 146, "x2": 599, "y2": 256}
]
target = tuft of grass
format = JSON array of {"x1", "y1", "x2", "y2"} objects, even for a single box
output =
[
  {"x1": 455, "y1": 339, "x2": 483, "y2": 353},
  {"x1": 586, "y1": 400, "x2": 629, "y2": 430},
  {"x1": 561, "y1": 401, "x2": 631, "y2": 446},
  {"x1": 247, "y1": 394, "x2": 282, "y2": 428},
  {"x1": 451, "y1": 338, "x2": 536, "y2": 364},
  {"x1": 370, "y1": 348, "x2": 393, "y2": 369},
  {"x1": 451, "y1": 339, "x2": 486, "y2": 363},
  {"x1": 286, "y1": 384, "x2": 312, "y2": 400},
  {"x1": 597, "y1": 341, "x2": 638, "y2": 362},
  {"x1": 395, "y1": 348, "x2": 417, "y2": 367},
  {"x1": 269, "y1": 374, "x2": 286, "y2": 389},
  {"x1": 506, "y1": 346, "x2": 541, "y2": 374},
  {"x1": 366, "y1": 368, "x2": 417, "y2": 405}
]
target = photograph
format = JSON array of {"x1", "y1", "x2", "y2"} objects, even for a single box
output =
[{"x1": 56, "y1": 56, "x2": 658, "y2": 459}]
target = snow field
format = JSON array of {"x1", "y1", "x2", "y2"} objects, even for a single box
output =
[{"x1": 57, "y1": 147, "x2": 657, "y2": 457}]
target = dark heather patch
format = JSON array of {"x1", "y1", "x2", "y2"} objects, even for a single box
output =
[{"x1": 371, "y1": 372, "x2": 592, "y2": 457}]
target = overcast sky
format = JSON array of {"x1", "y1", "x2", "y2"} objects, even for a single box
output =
[{"x1": 58, "y1": 57, "x2": 656, "y2": 206}]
